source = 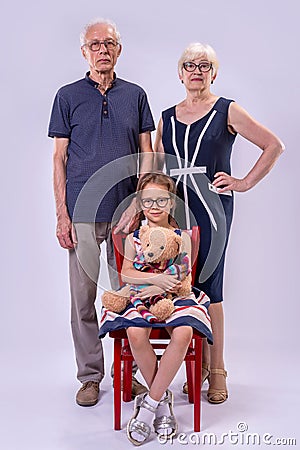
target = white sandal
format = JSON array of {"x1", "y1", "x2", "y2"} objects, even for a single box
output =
[
  {"x1": 127, "y1": 393, "x2": 155, "y2": 446},
  {"x1": 153, "y1": 390, "x2": 177, "y2": 439}
]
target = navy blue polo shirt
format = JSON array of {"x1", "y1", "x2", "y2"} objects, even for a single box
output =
[{"x1": 48, "y1": 73, "x2": 155, "y2": 222}]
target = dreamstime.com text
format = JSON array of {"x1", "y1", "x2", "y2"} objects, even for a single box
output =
[{"x1": 157, "y1": 422, "x2": 297, "y2": 446}]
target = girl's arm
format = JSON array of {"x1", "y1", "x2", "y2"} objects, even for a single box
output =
[
  {"x1": 121, "y1": 234, "x2": 180, "y2": 290},
  {"x1": 181, "y1": 231, "x2": 192, "y2": 262},
  {"x1": 166, "y1": 231, "x2": 191, "y2": 294},
  {"x1": 164, "y1": 231, "x2": 192, "y2": 279},
  {"x1": 140, "y1": 231, "x2": 193, "y2": 298}
]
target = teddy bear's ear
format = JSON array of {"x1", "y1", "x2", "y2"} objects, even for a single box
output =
[
  {"x1": 139, "y1": 225, "x2": 149, "y2": 240},
  {"x1": 173, "y1": 233, "x2": 183, "y2": 253}
]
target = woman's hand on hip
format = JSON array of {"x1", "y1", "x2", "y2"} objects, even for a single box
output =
[{"x1": 213, "y1": 172, "x2": 249, "y2": 193}]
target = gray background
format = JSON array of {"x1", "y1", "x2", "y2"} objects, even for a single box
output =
[{"x1": 1, "y1": 0, "x2": 299, "y2": 449}]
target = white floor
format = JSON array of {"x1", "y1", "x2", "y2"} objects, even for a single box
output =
[
  {"x1": 3, "y1": 238, "x2": 299, "y2": 449},
  {"x1": 3, "y1": 330, "x2": 299, "y2": 450}
]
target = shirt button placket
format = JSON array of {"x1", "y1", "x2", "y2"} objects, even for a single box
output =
[{"x1": 103, "y1": 96, "x2": 108, "y2": 118}]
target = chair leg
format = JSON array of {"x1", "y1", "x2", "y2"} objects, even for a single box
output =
[
  {"x1": 185, "y1": 359, "x2": 195, "y2": 404},
  {"x1": 194, "y1": 337, "x2": 202, "y2": 432},
  {"x1": 185, "y1": 340, "x2": 195, "y2": 404},
  {"x1": 113, "y1": 338, "x2": 122, "y2": 430},
  {"x1": 123, "y1": 359, "x2": 133, "y2": 402}
]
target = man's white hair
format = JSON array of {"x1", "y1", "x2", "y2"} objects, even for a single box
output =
[{"x1": 80, "y1": 18, "x2": 121, "y2": 46}]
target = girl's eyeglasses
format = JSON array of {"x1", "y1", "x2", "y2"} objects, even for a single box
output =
[{"x1": 141, "y1": 197, "x2": 171, "y2": 209}]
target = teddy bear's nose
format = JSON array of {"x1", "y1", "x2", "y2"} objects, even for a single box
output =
[{"x1": 147, "y1": 252, "x2": 154, "y2": 258}]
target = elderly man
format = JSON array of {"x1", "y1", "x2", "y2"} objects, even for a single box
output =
[{"x1": 48, "y1": 18, "x2": 155, "y2": 406}]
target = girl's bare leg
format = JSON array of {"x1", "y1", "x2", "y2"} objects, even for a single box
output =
[
  {"x1": 127, "y1": 326, "x2": 193, "y2": 401},
  {"x1": 126, "y1": 326, "x2": 193, "y2": 443},
  {"x1": 126, "y1": 327, "x2": 157, "y2": 388},
  {"x1": 149, "y1": 326, "x2": 193, "y2": 401}
]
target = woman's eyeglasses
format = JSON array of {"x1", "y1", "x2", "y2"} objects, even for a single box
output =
[{"x1": 183, "y1": 61, "x2": 212, "y2": 73}]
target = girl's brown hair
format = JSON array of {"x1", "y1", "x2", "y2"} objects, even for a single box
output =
[{"x1": 129, "y1": 172, "x2": 177, "y2": 232}]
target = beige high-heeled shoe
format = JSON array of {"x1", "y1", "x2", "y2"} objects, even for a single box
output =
[
  {"x1": 207, "y1": 368, "x2": 228, "y2": 404},
  {"x1": 182, "y1": 362, "x2": 210, "y2": 394}
]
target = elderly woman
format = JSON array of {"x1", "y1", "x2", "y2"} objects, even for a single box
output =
[{"x1": 154, "y1": 43, "x2": 284, "y2": 404}]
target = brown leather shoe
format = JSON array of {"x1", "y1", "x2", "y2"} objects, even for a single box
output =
[
  {"x1": 131, "y1": 377, "x2": 148, "y2": 399},
  {"x1": 76, "y1": 381, "x2": 99, "y2": 406},
  {"x1": 112, "y1": 376, "x2": 148, "y2": 398}
]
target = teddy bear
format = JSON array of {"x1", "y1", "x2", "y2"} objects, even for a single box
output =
[{"x1": 101, "y1": 225, "x2": 192, "y2": 322}]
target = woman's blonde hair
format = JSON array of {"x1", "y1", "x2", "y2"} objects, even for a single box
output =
[{"x1": 178, "y1": 43, "x2": 219, "y2": 77}]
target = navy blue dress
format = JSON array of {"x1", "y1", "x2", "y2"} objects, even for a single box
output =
[{"x1": 162, "y1": 97, "x2": 237, "y2": 303}]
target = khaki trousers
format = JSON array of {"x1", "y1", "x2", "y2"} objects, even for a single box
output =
[{"x1": 69, "y1": 222, "x2": 118, "y2": 383}]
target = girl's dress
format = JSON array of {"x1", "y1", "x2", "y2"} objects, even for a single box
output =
[{"x1": 99, "y1": 228, "x2": 213, "y2": 344}]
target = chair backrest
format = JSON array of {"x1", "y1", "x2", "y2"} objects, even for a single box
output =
[{"x1": 112, "y1": 226, "x2": 200, "y2": 286}]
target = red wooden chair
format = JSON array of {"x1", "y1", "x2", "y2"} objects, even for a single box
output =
[{"x1": 109, "y1": 226, "x2": 205, "y2": 431}]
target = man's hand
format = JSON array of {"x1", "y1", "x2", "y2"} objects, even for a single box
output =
[
  {"x1": 56, "y1": 214, "x2": 77, "y2": 249},
  {"x1": 114, "y1": 198, "x2": 137, "y2": 234}
]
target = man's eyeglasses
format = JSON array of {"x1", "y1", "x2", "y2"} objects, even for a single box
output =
[
  {"x1": 141, "y1": 197, "x2": 171, "y2": 209},
  {"x1": 183, "y1": 61, "x2": 212, "y2": 73},
  {"x1": 83, "y1": 39, "x2": 119, "y2": 52}
]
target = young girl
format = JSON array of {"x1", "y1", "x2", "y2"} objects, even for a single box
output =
[{"x1": 99, "y1": 173, "x2": 212, "y2": 445}]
